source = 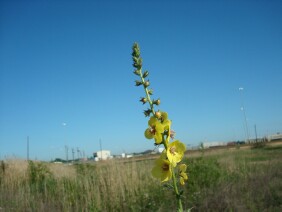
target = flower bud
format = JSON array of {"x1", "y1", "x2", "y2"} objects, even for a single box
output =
[
  {"x1": 153, "y1": 99, "x2": 161, "y2": 105},
  {"x1": 133, "y1": 69, "x2": 141, "y2": 76},
  {"x1": 132, "y1": 43, "x2": 140, "y2": 57},
  {"x1": 144, "y1": 128, "x2": 154, "y2": 139},
  {"x1": 132, "y1": 57, "x2": 139, "y2": 68},
  {"x1": 135, "y1": 80, "x2": 142, "y2": 86},
  {"x1": 132, "y1": 56, "x2": 138, "y2": 63},
  {"x1": 144, "y1": 109, "x2": 152, "y2": 117},
  {"x1": 132, "y1": 57, "x2": 142, "y2": 69},
  {"x1": 144, "y1": 81, "x2": 150, "y2": 88},
  {"x1": 140, "y1": 97, "x2": 147, "y2": 104},
  {"x1": 143, "y1": 70, "x2": 149, "y2": 78},
  {"x1": 148, "y1": 89, "x2": 153, "y2": 95},
  {"x1": 155, "y1": 111, "x2": 161, "y2": 119}
]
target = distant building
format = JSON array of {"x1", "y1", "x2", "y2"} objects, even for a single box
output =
[
  {"x1": 202, "y1": 142, "x2": 227, "y2": 149},
  {"x1": 93, "y1": 150, "x2": 111, "y2": 161},
  {"x1": 119, "y1": 153, "x2": 133, "y2": 158},
  {"x1": 267, "y1": 133, "x2": 282, "y2": 141}
]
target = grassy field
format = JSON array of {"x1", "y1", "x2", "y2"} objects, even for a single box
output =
[{"x1": 1, "y1": 143, "x2": 282, "y2": 211}]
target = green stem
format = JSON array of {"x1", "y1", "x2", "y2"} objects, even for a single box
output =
[
  {"x1": 172, "y1": 169, "x2": 183, "y2": 212},
  {"x1": 163, "y1": 133, "x2": 183, "y2": 211},
  {"x1": 138, "y1": 69, "x2": 155, "y2": 115}
]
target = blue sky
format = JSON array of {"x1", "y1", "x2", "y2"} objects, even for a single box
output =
[{"x1": 1, "y1": 0, "x2": 281, "y2": 161}]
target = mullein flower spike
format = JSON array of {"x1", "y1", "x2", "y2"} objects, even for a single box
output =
[{"x1": 132, "y1": 42, "x2": 186, "y2": 212}]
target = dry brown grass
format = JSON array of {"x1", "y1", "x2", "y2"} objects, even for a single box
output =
[
  {"x1": 1, "y1": 143, "x2": 282, "y2": 211},
  {"x1": 49, "y1": 163, "x2": 76, "y2": 179}
]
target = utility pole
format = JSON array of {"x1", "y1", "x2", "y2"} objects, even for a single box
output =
[
  {"x1": 255, "y1": 124, "x2": 258, "y2": 143},
  {"x1": 99, "y1": 139, "x2": 103, "y2": 160},
  {"x1": 62, "y1": 122, "x2": 67, "y2": 162},
  {"x1": 65, "y1": 145, "x2": 69, "y2": 163},
  {"x1": 239, "y1": 87, "x2": 250, "y2": 143},
  {"x1": 27, "y1": 136, "x2": 29, "y2": 161},
  {"x1": 72, "y1": 148, "x2": 75, "y2": 162},
  {"x1": 77, "y1": 147, "x2": 80, "y2": 160}
]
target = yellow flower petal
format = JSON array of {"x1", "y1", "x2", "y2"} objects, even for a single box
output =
[
  {"x1": 161, "y1": 112, "x2": 168, "y2": 121},
  {"x1": 162, "y1": 119, "x2": 171, "y2": 130},
  {"x1": 167, "y1": 140, "x2": 186, "y2": 166},
  {"x1": 180, "y1": 172, "x2": 188, "y2": 180},
  {"x1": 180, "y1": 177, "x2": 185, "y2": 185},
  {"x1": 147, "y1": 116, "x2": 165, "y2": 144},
  {"x1": 148, "y1": 116, "x2": 158, "y2": 127},
  {"x1": 179, "y1": 164, "x2": 187, "y2": 172},
  {"x1": 154, "y1": 133, "x2": 163, "y2": 144},
  {"x1": 151, "y1": 152, "x2": 172, "y2": 182}
]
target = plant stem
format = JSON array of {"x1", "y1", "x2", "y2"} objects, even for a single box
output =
[
  {"x1": 172, "y1": 169, "x2": 183, "y2": 212},
  {"x1": 139, "y1": 70, "x2": 155, "y2": 115},
  {"x1": 163, "y1": 132, "x2": 183, "y2": 211}
]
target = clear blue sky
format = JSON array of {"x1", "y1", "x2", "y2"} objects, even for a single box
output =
[{"x1": 1, "y1": 0, "x2": 281, "y2": 161}]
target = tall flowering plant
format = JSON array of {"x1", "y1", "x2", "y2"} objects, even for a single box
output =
[{"x1": 132, "y1": 43, "x2": 188, "y2": 211}]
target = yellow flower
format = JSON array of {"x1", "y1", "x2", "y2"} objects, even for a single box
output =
[
  {"x1": 155, "y1": 111, "x2": 171, "y2": 145},
  {"x1": 144, "y1": 116, "x2": 165, "y2": 144},
  {"x1": 167, "y1": 140, "x2": 186, "y2": 167},
  {"x1": 180, "y1": 177, "x2": 185, "y2": 185},
  {"x1": 179, "y1": 164, "x2": 187, "y2": 172},
  {"x1": 151, "y1": 151, "x2": 172, "y2": 182},
  {"x1": 159, "y1": 111, "x2": 171, "y2": 130},
  {"x1": 179, "y1": 164, "x2": 188, "y2": 185}
]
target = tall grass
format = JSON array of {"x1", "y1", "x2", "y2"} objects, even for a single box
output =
[
  {"x1": 1, "y1": 145, "x2": 282, "y2": 211},
  {"x1": 184, "y1": 145, "x2": 282, "y2": 211}
]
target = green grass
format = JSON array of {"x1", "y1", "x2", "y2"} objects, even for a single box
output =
[{"x1": 0, "y1": 144, "x2": 282, "y2": 211}]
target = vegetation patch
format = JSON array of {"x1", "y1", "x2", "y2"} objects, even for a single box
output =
[{"x1": 0, "y1": 145, "x2": 281, "y2": 211}]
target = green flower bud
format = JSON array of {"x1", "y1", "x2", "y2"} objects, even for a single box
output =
[
  {"x1": 137, "y1": 58, "x2": 142, "y2": 69},
  {"x1": 135, "y1": 80, "x2": 142, "y2": 86},
  {"x1": 148, "y1": 89, "x2": 153, "y2": 95},
  {"x1": 143, "y1": 70, "x2": 149, "y2": 78},
  {"x1": 153, "y1": 99, "x2": 161, "y2": 105},
  {"x1": 144, "y1": 109, "x2": 152, "y2": 117},
  {"x1": 132, "y1": 56, "x2": 138, "y2": 63},
  {"x1": 133, "y1": 69, "x2": 141, "y2": 76},
  {"x1": 144, "y1": 81, "x2": 150, "y2": 88},
  {"x1": 140, "y1": 97, "x2": 147, "y2": 104},
  {"x1": 132, "y1": 43, "x2": 140, "y2": 57},
  {"x1": 132, "y1": 56, "x2": 142, "y2": 69}
]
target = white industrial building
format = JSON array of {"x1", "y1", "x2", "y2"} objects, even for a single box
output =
[
  {"x1": 202, "y1": 142, "x2": 227, "y2": 149},
  {"x1": 93, "y1": 150, "x2": 111, "y2": 161},
  {"x1": 267, "y1": 133, "x2": 282, "y2": 141}
]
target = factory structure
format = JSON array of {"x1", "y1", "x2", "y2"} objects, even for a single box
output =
[
  {"x1": 93, "y1": 150, "x2": 112, "y2": 161},
  {"x1": 93, "y1": 150, "x2": 137, "y2": 161}
]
